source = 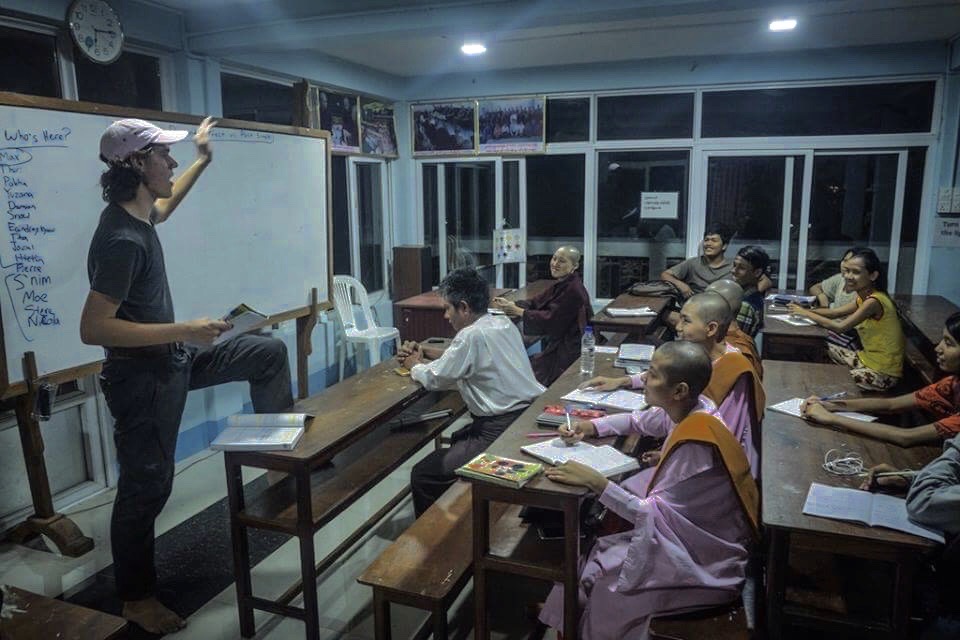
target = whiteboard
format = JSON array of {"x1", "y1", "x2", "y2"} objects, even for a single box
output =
[{"x1": 0, "y1": 97, "x2": 331, "y2": 387}]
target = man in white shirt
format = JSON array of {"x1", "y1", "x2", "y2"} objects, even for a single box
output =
[{"x1": 398, "y1": 268, "x2": 545, "y2": 515}]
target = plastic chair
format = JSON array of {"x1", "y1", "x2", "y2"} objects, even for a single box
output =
[{"x1": 332, "y1": 275, "x2": 401, "y2": 381}]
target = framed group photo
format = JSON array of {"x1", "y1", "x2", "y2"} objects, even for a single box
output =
[
  {"x1": 478, "y1": 96, "x2": 544, "y2": 153},
  {"x1": 412, "y1": 101, "x2": 477, "y2": 155},
  {"x1": 359, "y1": 98, "x2": 398, "y2": 157},
  {"x1": 318, "y1": 88, "x2": 360, "y2": 152}
]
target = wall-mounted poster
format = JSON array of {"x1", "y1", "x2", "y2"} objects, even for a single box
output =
[
  {"x1": 478, "y1": 96, "x2": 544, "y2": 154},
  {"x1": 318, "y1": 89, "x2": 360, "y2": 152},
  {"x1": 493, "y1": 228, "x2": 526, "y2": 264},
  {"x1": 412, "y1": 101, "x2": 477, "y2": 155},
  {"x1": 359, "y1": 98, "x2": 398, "y2": 157}
]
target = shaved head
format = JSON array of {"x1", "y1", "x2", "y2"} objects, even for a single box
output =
[
  {"x1": 684, "y1": 292, "x2": 733, "y2": 342},
  {"x1": 654, "y1": 341, "x2": 712, "y2": 398},
  {"x1": 556, "y1": 245, "x2": 581, "y2": 267},
  {"x1": 705, "y1": 279, "x2": 744, "y2": 314}
]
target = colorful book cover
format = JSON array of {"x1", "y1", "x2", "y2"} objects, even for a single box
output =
[{"x1": 456, "y1": 453, "x2": 543, "y2": 488}]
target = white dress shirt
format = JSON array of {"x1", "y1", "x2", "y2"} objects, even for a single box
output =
[{"x1": 411, "y1": 314, "x2": 545, "y2": 416}]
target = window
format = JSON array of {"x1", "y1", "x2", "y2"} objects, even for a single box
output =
[
  {"x1": 526, "y1": 155, "x2": 585, "y2": 283},
  {"x1": 445, "y1": 162, "x2": 496, "y2": 283},
  {"x1": 896, "y1": 149, "x2": 925, "y2": 292},
  {"x1": 597, "y1": 150, "x2": 689, "y2": 297},
  {"x1": 546, "y1": 97, "x2": 590, "y2": 142},
  {"x1": 702, "y1": 82, "x2": 936, "y2": 137},
  {"x1": 597, "y1": 94, "x2": 694, "y2": 140},
  {"x1": 220, "y1": 72, "x2": 294, "y2": 125},
  {"x1": 74, "y1": 47, "x2": 162, "y2": 110},
  {"x1": 422, "y1": 165, "x2": 440, "y2": 284},
  {"x1": 0, "y1": 25, "x2": 61, "y2": 98},
  {"x1": 503, "y1": 160, "x2": 521, "y2": 287},
  {"x1": 331, "y1": 156, "x2": 351, "y2": 276},
  {"x1": 354, "y1": 162, "x2": 385, "y2": 292}
]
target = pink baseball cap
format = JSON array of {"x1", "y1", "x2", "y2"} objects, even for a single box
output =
[{"x1": 99, "y1": 118, "x2": 189, "y2": 163}]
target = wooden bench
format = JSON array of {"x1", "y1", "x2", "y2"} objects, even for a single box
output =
[
  {"x1": 357, "y1": 481, "x2": 511, "y2": 640},
  {"x1": 651, "y1": 604, "x2": 749, "y2": 640},
  {"x1": 0, "y1": 586, "x2": 127, "y2": 640}
]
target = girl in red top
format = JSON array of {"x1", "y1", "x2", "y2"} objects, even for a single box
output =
[{"x1": 801, "y1": 312, "x2": 960, "y2": 447}]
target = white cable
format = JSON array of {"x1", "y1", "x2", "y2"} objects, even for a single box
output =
[{"x1": 822, "y1": 448, "x2": 864, "y2": 476}]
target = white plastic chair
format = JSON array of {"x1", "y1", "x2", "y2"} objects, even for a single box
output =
[{"x1": 332, "y1": 275, "x2": 401, "y2": 381}]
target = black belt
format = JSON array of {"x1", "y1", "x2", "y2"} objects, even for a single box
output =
[{"x1": 105, "y1": 342, "x2": 184, "y2": 359}]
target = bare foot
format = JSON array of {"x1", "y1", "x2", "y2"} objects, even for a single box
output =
[{"x1": 122, "y1": 597, "x2": 187, "y2": 635}]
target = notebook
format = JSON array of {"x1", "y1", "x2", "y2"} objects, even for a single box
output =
[
  {"x1": 766, "y1": 293, "x2": 817, "y2": 307},
  {"x1": 768, "y1": 398, "x2": 877, "y2": 422},
  {"x1": 802, "y1": 483, "x2": 944, "y2": 543},
  {"x1": 604, "y1": 307, "x2": 658, "y2": 318},
  {"x1": 561, "y1": 388, "x2": 647, "y2": 412},
  {"x1": 456, "y1": 453, "x2": 543, "y2": 488},
  {"x1": 214, "y1": 303, "x2": 268, "y2": 345},
  {"x1": 521, "y1": 438, "x2": 640, "y2": 477},
  {"x1": 210, "y1": 413, "x2": 310, "y2": 451},
  {"x1": 615, "y1": 343, "x2": 655, "y2": 369}
]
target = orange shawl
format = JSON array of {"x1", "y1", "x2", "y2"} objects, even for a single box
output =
[{"x1": 705, "y1": 351, "x2": 765, "y2": 425}]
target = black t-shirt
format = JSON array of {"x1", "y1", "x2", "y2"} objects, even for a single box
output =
[{"x1": 87, "y1": 203, "x2": 174, "y2": 324}]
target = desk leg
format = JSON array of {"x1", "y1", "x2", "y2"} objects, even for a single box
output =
[
  {"x1": 296, "y1": 470, "x2": 320, "y2": 640},
  {"x1": 765, "y1": 529, "x2": 788, "y2": 640},
  {"x1": 225, "y1": 457, "x2": 255, "y2": 637},
  {"x1": 372, "y1": 590, "x2": 391, "y2": 640},
  {"x1": 890, "y1": 558, "x2": 916, "y2": 639},
  {"x1": 562, "y1": 499, "x2": 580, "y2": 640},
  {"x1": 472, "y1": 485, "x2": 491, "y2": 640}
]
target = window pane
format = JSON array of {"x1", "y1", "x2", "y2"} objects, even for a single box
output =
[
  {"x1": 597, "y1": 150, "x2": 689, "y2": 298},
  {"x1": 356, "y1": 163, "x2": 384, "y2": 292},
  {"x1": 422, "y1": 164, "x2": 440, "y2": 284},
  {"x1": 702, "y1": 82, "x2": 935, "y2": 137},
  {"x1": 0, "y1": 26, "x2": 60, "y2": 98},
  {"x1": 503, "y1": 161, "x2": 521, "y2": 288},
  {"x1": 895, "y1": 149, "x2": 925, "y2": 293},
  {"x1": 75, "y1": 48, "x2": 162, "y2": 110},
  {"x1": 597, "y1": 94, "x2": 693, "y2": 140},
  {"x1": 221, "y1": 73, "x2": 293, "y2": 125},
  {"x1": 331, "y1": 156, "x2": 351, "y2": 276},
  {"x1": 445, "y1": 162, "x2": 495, "y2": 283},
  {"x1": 546, "y1": 97, "x2": 589, "y2": 142},
  {"x1": 526, "y1": 154, "x2": 585, "y2": 283}
]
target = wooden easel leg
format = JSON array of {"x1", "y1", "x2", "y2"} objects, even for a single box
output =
[{"x1": 296, "y1": 288, "x2": 319, "y2": 399}]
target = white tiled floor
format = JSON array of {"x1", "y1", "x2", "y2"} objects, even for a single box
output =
[{"x1": 0, "y1": 419, "x2": 554, "y2": 639}]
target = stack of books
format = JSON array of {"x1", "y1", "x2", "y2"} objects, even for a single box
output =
[
  {"x1": 766, "y1": 293, "x2": 817, "y2": 308},
  {"x1": 614, "y1": 343, "x2": 655, "y2": 370},
  {"x1": 535, "y1": 404, "x2": 606, "y2": 427},
  {"x1": 210, "y1": 413, "x2": 311, "y2": 451}
]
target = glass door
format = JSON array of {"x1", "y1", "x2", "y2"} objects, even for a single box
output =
[{"x1": 348, "y1": 158, "x2": 389, "y2": 293}]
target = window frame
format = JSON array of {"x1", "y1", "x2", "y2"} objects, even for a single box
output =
[{"x1": 347, "y1": 156, "x2": 392, "y2": 297}]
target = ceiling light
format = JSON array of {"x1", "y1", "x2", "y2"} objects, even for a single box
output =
[
  {"x1": 461, "y1": 42, "x2": 486, "y2": 55},
  {"x1": 769, "y1": 18, "x2": 797, "y2": 31}
]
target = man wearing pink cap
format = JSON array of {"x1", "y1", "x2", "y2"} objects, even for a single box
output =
[{"x1": 80, "y1": 117, "x2": 293, "y2": 634}]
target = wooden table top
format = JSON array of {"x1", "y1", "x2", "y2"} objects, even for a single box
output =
[
  {"x1": 0, "y1": 586, "x2": 127, "y2": 640},
  {"x1": 590, "y1": 293, "x2": 670, "y2": 334},
  {"x1": 482, "y1": 351, "x2": 628, "y2": 497},
  {"x1": 761, "y1": 360, "x2": 939, "y2": 548},
  {"x1": 763, "y1": 291, "x2": 828, "y2": 339},
  {"x1": 894, "y1": 293, "x2": 958, "y2": 347},
  {"x1": 394, "y1": 280, "x2": 554, "y2": 309}
]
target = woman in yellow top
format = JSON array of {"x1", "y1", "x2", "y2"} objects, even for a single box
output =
[{"x1": 789, "y1": 248, "x2": 904, "y2": 391}]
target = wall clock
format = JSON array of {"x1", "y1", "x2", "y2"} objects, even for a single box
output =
[{"x1": 67, "y1": 0, "x2": 124, "y2": 64}]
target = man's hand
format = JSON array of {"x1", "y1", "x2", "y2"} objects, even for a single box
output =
[
  {"x1": 397, "y1": 340, "x2": 420, "y2": 361},
  {"x1": 544, "y1": 460, "x2": 609, "y2": 494},
  {"x1": 860, "y1": 463, "x2": 911, "y2": 492},
  {"x1": 557, "y1": 418, "x2": 595, "y2": 444},
  {"x1": 182, "y1": 317, "x2": 230, "y2": 345},
  {"x1": 194, "y1": 116, "x2": 217, "y2": 162},
  {"x1": 579, "y1": 375, "x2": 630, "y2": 391},
  {"x1": 399, "y1": 342, "x2": 424, "y2": 369},
  {"x1": 678, "y1": 283, "x2": 694, "y2": 299}
]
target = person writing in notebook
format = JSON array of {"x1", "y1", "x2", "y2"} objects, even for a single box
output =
[
  {"x1": 397, "y1": 268, "x2": 545, "y2": 515},
  {"x1": 80, "y1": 118, "x2": 293, "y2": 634},
  {"x1": 801, "y1": 312, "x2": 960, "y2": 447},
  {"x1": 490, "y1": 245, "x2": 591, "y2": 385},
  {"x1": 540, "y1": 341, "x2": 758, "y2": 639}
]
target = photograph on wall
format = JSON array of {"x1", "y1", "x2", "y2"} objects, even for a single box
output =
[
  {"x1": 359, "y1": 98, "x2": 398, "y2": 156},
  {"x1": 318, "y1": 89, "x2": 360, "y2": 152},
  {"x1": 412, "y1": 101, "x2": 477, "y2": 155},
  {"x1": 478, "y1": 96, "x2": 544, "y2": 153}
]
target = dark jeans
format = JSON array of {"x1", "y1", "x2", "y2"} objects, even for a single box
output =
[
  {"x1": 101, "y1": 333, "x2": 293, "y2": 601},
  {"x1": 410, "y1": 407, "x2": 526, "y2": 517}
]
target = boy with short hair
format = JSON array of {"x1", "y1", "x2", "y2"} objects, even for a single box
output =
[{"x1": 731, "y1": 245, "x2": 770, "y2": 337}]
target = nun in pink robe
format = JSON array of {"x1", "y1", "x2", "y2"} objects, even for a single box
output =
[{"x1": 538, "y1": 397, "x2": 755, "y2": 640}]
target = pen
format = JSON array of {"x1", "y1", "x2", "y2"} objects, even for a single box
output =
[
  {"x1": 525, "y1": 432, "x2": 558, "y2": 438},
  {"x1": 819, "y1": 391, "x2": 847, "y2": 401},
  {"x1": 857, "y1": 470, "x2": 918, "y2": 478},
  {"x1": 563, "y1": 404, "x2": 575, "y2": 447}
]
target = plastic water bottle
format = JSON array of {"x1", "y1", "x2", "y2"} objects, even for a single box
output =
[{"x1": 580, "y1": 325, "x2": 596, "y2": 377}]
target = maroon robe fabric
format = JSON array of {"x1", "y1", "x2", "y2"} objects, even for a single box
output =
[{"x1": 517, "y1": 272, "x2": 591, "y2": 385}]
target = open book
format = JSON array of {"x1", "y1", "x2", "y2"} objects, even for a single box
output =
[
  {"x1": 521, "y1": 438, "x2": 640, "y2": 477},
  {"x1": 214, "y1": 303, "x2": 269, "y2": 345},
  {"x1": 768, "y1": 398, "x2": 877, "y2": 422},
  {"x1": 802, "y1": 483, "x2": 944, "y2": 543},
  {"x1": 210, "y1": 413, "x2": 311, "y2": 451},
  {"x1": 561, "y1": 388, "x2": 647, "y2": 412}
]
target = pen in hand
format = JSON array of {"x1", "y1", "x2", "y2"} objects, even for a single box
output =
[
  {"x1": 819, "y1": 391, "x2": 848, "y2": 401},
  {"x1": 563, "y1": 404, "x2": 575, "y2": 447}
]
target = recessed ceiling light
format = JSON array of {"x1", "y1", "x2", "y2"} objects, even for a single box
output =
[
  {"x1": 461, "y1": 42, "x2": 486, "y2": 55},
  {"x1": 769, "y1": 18, "x2": 797, "y2": 31}
]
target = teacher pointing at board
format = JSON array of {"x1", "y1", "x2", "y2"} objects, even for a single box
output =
[{"x1": 80, "y1": 117, "x2": 294, "y2": 635}]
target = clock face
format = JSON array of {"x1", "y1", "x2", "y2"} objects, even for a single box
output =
[{"x1": 67, "y1": 0, "x2": 124, "y2": 64}]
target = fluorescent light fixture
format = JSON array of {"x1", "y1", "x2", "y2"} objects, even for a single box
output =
[
  {"x1": 769, "y1": 18, "x2": 797, "y2": 31},
  {"x1": 461, "y1": 42, "x2": 486, "y2": 55}
]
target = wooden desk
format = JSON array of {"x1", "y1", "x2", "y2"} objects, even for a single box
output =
[
  {"x1": 761, "y1": 360, "x2": 940, "y2": 639},
  {"x1": 0, "y1": 586, "x2": 126, "y2": 640},
  {"x1": 469, "y1": 352, "x2": 627, "y2": 640},
  {"x1": 393, "y1": 281, "x2": 553, "y2": 343},
  {"x1": 761, "y1": 294, "x2": 829, "y2": 362},
  {"x1": 224, "y1": 362, "x2": 465, "y2": 640},
  {"x1": 894, "y1": 294, "x2": 958, "y2": 383},
  {"x1": 590, "y1": 293, "x2": 670, "y2": 337}
]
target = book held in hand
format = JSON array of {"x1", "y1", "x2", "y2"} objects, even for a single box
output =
[
  {"x1": 802, "y1": 482, "x2": 944, "y2": 543},
  {"x1": 456, "y1": 453, "x2": 543, "y2": 488},
  {"x1": 210, "y1": 413, "x2": 311, "y2": 451},
  {"x1": 521, "y1": 438, "x2": 640, "y2": 477},
  {"x1": 215, "y1": 303, "x2": 269, "y2": 345}
]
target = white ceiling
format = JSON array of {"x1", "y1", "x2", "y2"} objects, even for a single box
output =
[{"x1": 154, "y1": 0, "x2": 960, "y2": 77}]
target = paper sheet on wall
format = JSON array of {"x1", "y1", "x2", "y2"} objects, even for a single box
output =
[
  {"x1": 640, "y1": 192, "x2": 678, "y2": 219},
  {"x1": 493, "y1": 228, "x2": 526, "y2": 264}
]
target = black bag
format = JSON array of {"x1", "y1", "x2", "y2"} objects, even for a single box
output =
[{"x1": 627, "y1": 279, "x2": 684, "y2": 307}]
